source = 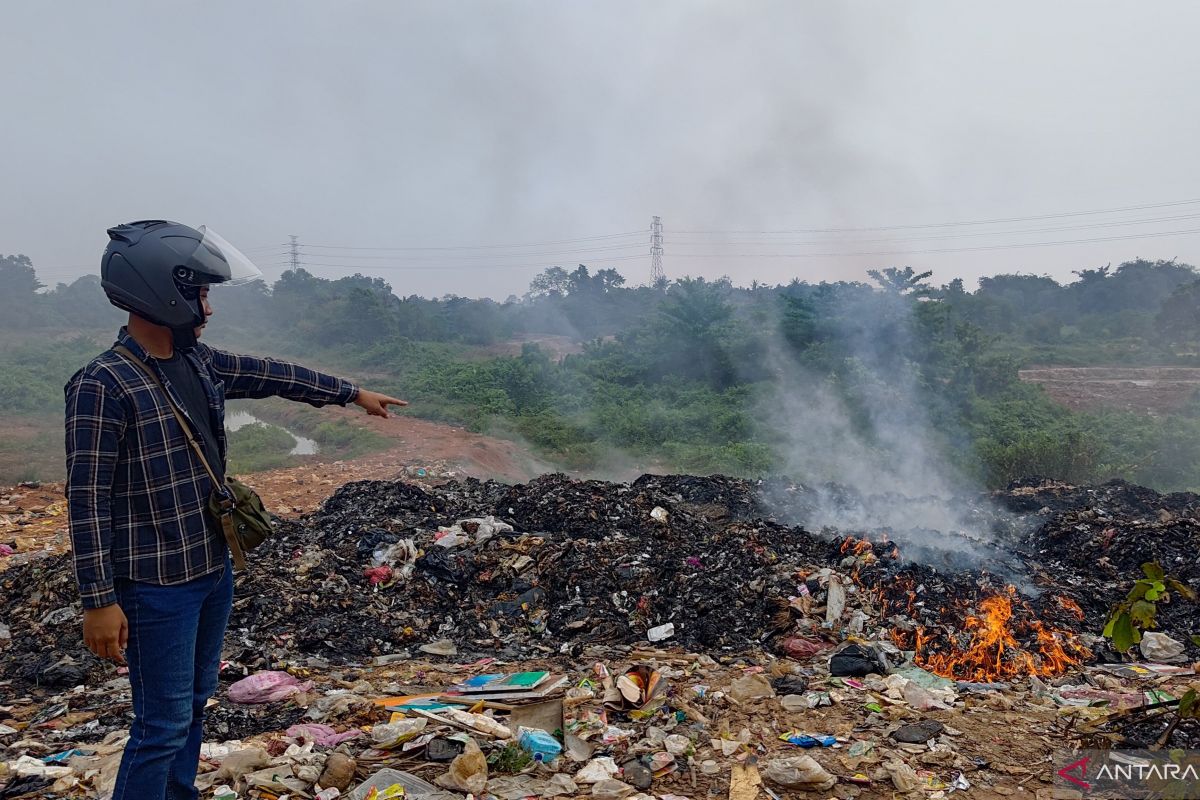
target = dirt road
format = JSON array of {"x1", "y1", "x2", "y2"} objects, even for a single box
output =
[
  {"x1": 242, "y1": 406, "x2": 550, "y2": 516},
  {"x1": 1019, "y1": 366, "x2": 1200, "y2": 414}
]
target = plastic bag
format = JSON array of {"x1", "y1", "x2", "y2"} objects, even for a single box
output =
[
  {"x1": 729, "y1": 673, "x2": 775, "y2": 702},
  {"x1": 227, "y1": 671, "x2": 313, "y2": 704},
  {"x1": 1140, "y1": 632, "x2": 1187, "y2": 663},
  {"x1": 212, "y1": 747, "x2": 271, "y2": 785},
  {"x1": 591, "y1": 779, "x2": 636, "y2": 800},
  {"x1": 828, "y1": 643, "x2": 883, "y2": 677},
  {"x1": 762, "y1": 755, "x2": 836, "y2": 790},
  {"x1": 886, "y1": 760, "x2": 921, "y2": 792},
  {"x1": 825, "y1": 578, "x2": 846, "y2": 623},
  {"x1": 445, "y1": 707, "x2": 512, "y2": 739},
  {"x1": 435, "y1": 738, "x2": 488, "y2": 794},
  {"x1": 370, "y1": 718, "x2": 427, "y2": 747},
  {"x1": 575, "y1": 757, "x2": 620, "y2": 784},
  {"x1": 902, "y1": 681, "x2": 950, "y2": 711},
  {"x1": 780, "y1": 635, "x2": 832, "y2": 660},
  {"x1": 286, "y1": 723, "x2": 362, "y2": 747}
]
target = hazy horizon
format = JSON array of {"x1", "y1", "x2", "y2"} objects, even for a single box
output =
[{"x1": 4, "y1": 1, "x2": 1200, "y2": 300}]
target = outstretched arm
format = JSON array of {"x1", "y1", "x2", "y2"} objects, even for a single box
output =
[
  {"x1": 204, "y1": 346, "x2": 360, "y2": 407},
  {"x1": 203, "y1": 345, "x2": 407, "y2": 416}
]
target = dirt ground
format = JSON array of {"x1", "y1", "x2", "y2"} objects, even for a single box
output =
[
  {"x1": 247, "y1": 404, "x2": 551, "y2": 514},
  {"x1": 1019, "y1": 366, "x2": 1200, "y2": 414},
  {"x1": 0, "y1": 414, "x2": 70, "y2": 487},
  {"x1": 2, "y1": 650, "x2": 1095, "y2": 800},
  {"x1": 0, "y1": 410, "x2": 547, "y2": 563}
]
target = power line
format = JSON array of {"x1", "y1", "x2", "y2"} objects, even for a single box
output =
[
  {"x1": 666, "y1": 226, "x2": 1200, "y2": 259},
  {"x1": 285, "y1": 242, "x2": 647, "y2": 262},
  {"x1": 675, "y1": 197, "x2": 1200, "y2": 235},
  {"x1": 296, "y1": 230, "x2": 646, "y2": 252},
  {"x1": 665, "y1": 212, "x2": 1200, "y2": 247},
  {"x1": 295, "y1": 253, "x2": 649, "y2": 272},
  {"x1": 237, "y1": 199, "x2": 1200, "y2": 258}
]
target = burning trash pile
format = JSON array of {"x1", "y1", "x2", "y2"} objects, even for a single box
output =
[
  {"x1": 3, "y1": 473, "x2": 1199, "y2": 693},
  {"x1": 3, "y1": 473, "x2": 1200, "y2": 797}
]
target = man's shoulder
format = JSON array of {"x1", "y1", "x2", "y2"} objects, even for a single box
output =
[
  {"x1": 191, "y1": 342, "x2": 217, "y2": 362},
  {"x1": 65, "y1": 349, "x2": 133, "y2": 394}
]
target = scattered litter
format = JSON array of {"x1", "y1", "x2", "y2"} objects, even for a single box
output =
[{"x1": 778, "y1": 731, "x2": 836, "y2": 748}]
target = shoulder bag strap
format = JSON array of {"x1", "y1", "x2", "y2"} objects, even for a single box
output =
[{"x1": 113, "y1": 345, "x2": 247, "y2": 570}]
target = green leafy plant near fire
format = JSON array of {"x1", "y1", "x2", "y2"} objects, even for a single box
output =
[
  {"x1": 1103, "y1": 562, "x2": 1200, "y2": 735},
  {"x1": 1102, "y1": 562, "x2": 1196, "y2": 654}
]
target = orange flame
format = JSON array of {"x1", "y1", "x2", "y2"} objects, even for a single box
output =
[
  {"x1": 1054, "y1": 595, "x2": 1085, "y2": 621},
  {"x1": 914, "y1": 588, "x2": 1089, "y2": 681}
]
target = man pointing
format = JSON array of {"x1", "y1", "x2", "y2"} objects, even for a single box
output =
[{"x1": 64, "y1": 220, "x2": 404, "y2": 799}]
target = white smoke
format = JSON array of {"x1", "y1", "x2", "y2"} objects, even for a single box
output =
[{"x1": 754, "y1": 288, "x2": 1017, "y2": 567}]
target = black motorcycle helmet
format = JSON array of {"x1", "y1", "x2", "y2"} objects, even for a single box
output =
[{"x1": 101, "y1": 220, "x2": 262, "y2": 347}]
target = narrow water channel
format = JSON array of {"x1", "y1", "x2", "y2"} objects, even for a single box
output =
[{"x1": 224, "y1": 410, "x2": 319, "y2": 455}]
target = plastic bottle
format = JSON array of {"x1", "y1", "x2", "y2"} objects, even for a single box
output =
[{"x1": 518, "y1": 727, "x2": 563, "y2": 762}]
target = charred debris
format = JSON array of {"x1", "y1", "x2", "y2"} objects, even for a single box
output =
[{"x1": 2, "y1": 473, "x2": 1198, "y2": 696}]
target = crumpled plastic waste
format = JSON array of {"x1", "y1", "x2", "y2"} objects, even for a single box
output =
[
  {"x1": 434, "y1": 737, "x2": 488, "y2": 794},
  {"x1": 575, "y1": 757, "x2": 620, "y2": 784},
  {"x1": 228, "y1": 671, "x2": 313, "y2": 704},
  {"x1": 9, "y1": 755, "x2": 73, "y2": 779},
  {"x1": 286, "y1": 724, "x2": 362, "y2": 747},
  {"x1": 435, "y1": 516, "x2": 513, "y2": 549},
  {"x1": 779, "y1": 731, "x2": 836, "y2": 748},
  {"x1": 729, "y1": 673, "x2": 775, "y2": 702},
  {"x1": 370, "y1": 718, "x2": 427, "y2": 747},
  {"x1": 886, "y1": 759, "x2": 922, "y2": 792},
  {"x1": 591, "y1": 778, "x2": 636, "y2": 800},
  {"x1": 663, "y1": 734, "x2": 691, "y2": 756},
  {"x1": 762, "y1": 755, "x2": 836, "y2": 790},
  {"x1": 369, "y1": 539, "x2": 418, "y2": 583},
  {"x1": 1140, "y1": 631, "x2": 1188, "y2": 663}
]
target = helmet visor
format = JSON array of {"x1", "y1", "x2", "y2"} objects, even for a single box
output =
[{"x1": 181, "y1": 226, "x2": 263, "y2": 286}]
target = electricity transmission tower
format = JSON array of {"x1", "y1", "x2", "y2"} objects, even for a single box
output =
[
  {"x1": 289, "y1": 235, "x2": 301, "y2": 272},
  {"x1": 650, "y1": 216, "x2": 665, "y2": 285}
]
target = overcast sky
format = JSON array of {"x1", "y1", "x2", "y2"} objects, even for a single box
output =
[{"x1": 4, "y1": 1, "x2": 1200, "y2": 299}]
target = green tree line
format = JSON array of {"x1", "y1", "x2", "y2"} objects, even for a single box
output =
[{"x1": 5, "y1": 250, "x2": 1200, "y2": 490}]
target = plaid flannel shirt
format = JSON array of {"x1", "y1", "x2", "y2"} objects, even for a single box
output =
[{"x1": 65, "y1": 328, "x2": 359, "y2": 609}]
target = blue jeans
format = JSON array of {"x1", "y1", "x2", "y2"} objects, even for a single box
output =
[{"x1": 112, "y1": 558, "x2": 233, "y2": 800}]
